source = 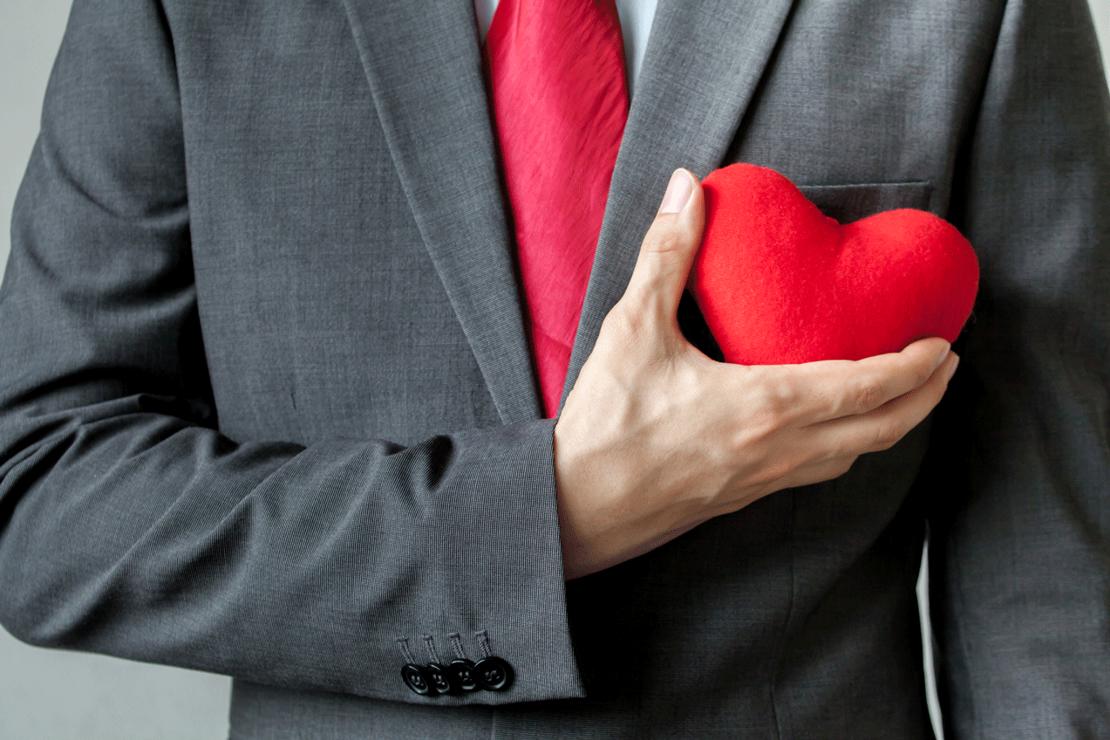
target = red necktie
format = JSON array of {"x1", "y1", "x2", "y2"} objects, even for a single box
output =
[{"x1": 484, "y1": 0, "x2": 630, "y2": 417}]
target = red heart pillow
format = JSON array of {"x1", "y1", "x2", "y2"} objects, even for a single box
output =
[{"x1": 690, "y1": 163, "x2": 979, "y2": 364}]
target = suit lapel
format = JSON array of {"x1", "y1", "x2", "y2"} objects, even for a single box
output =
[
  {"x1": 559, "y1": 0, "x2": 797, "y2": 409},
  {"x1": 341, "y1": 0, "x2": 542, "y2": 424}
]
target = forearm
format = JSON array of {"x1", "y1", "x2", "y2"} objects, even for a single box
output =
[
  {"x1": 0, "y1": 386, "x2": 582, "y2": 702},
  {"x1": 0, "y1": 2, "x2": 580, "y2": 695}
]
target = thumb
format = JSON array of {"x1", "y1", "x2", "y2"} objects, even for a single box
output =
[{"x1": 620, "y1": 168, "x2": 705, "y2": 322}]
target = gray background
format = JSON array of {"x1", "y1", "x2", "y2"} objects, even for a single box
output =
[{"x1": 1, "y1": 2, "x2": 1107, "y2": 738}]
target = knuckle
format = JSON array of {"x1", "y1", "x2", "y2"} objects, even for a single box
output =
[
  {"x1": 723, "y1": 426, "x2": 775, "y2": 468},
  {"x1": 750, "y1": 373, "x2": 797, "y2": 429},
  {"x1": 912, "y1": 362, "x2": 934, "y2": 388},
  {"x1": 852, "y1": 378, "x2": 885, "y2": 412},
  {"x1": 809, "y1": 456, "x2": 855, "y2": 485},
  {"x1": 834, "y1": 456, "x2": 857, "y2": 477},
  {"x1": 745, "y1": 405, "x2": 780, "y2": 439},
  {"x1": 749, "y1": 457, "x2": 795, "y2": 490},
  {"x1": 645, "y1": 225, "x2": 685, "y2": 255},
  {"x1": 870, "y1": 419, "x2": 903, "y2": 451},
  {"x1": 725, "y1": 426, "x2": 758, "y2": 456},
  {"x1": 820, "y1": 435, "x2": 853, "y2": 463},
  {"x1": 770, "y1": 377, "x2": 800, "y2": 412},
  {"x1": 601, "y1": 304, "x2": 645, "y2": 343}
]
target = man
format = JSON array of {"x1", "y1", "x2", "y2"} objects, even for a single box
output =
[{"x1": 0, "y1": 0, "x2": 1106, "y2": 738}]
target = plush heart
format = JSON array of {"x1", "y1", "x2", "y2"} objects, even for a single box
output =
[{"x1": 690, "y1": 163, "x2": 979, "y2": 365}]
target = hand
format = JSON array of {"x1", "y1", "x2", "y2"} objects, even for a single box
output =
[{"x1": 554, "y1": 168, "x2": 959, "y2": 579}]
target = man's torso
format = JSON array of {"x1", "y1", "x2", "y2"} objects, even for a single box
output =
[{"x1": 161, "y1": 1, "x2": 1003, "y2": 736}]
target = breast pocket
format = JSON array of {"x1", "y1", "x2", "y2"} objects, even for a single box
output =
[
  {"x1": 796, "y1": 180, "x2": 935, "y2": 222},
  {"x1": 784, "y1": 180, "x2": 941, "y2": 542}
]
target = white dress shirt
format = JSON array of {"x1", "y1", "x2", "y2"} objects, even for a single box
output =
[{"x1": 474, "y1": 0, "x2": 659, "y2": 94}]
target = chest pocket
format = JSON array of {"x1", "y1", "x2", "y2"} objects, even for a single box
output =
[{"x1": 796, "y1": 180, "x2": 935, "y2": 222}]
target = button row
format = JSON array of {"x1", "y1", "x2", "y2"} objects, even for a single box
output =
[{"x1": 401, "y1": 656, "x2": 514, "y2": 696}]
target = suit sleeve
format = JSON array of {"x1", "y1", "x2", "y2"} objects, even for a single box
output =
[
  {"x1": 0, "y1": 0, "x2": 584, "y2": 705},
  {"x1": 923, "y1": 0, "x2": 1110, "y2": 736}
]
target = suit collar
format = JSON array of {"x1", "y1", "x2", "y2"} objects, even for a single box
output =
[
  {"x1": 341, "y1": 0, "x2": 542, "y2": 424},
  {"x1": 341, "y1": 0, "x2": 796, "y2": 422},
  {"x1": 559, "y1": 0, "x2": 797, "y2": 409}
]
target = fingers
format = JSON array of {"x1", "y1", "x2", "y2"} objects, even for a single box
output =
[
  {"x1": 803, "y1": 351, "x2": 959, "y2": 458},
  {"x1": 776, "y1": 337, "x2": 953, "y2": 424},
  {"x1": 770, "y1": 454, "x2": 858, "y2": 496},
  {"x1": 619, "y1": 168, "x2": 705, "y2": 322}
]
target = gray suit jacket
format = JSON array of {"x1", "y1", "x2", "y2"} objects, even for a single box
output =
[{"x1": 1, "y1": 0, "x2": 1107, "y2": 737}]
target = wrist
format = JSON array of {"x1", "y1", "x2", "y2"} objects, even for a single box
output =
[{"x1": 552, "y1": 419, "x2": 709, "y2": 578}]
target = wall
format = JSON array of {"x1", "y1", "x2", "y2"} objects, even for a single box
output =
[{"x1": 1, "y1": 2, "x2": 1108, "y2": 738}]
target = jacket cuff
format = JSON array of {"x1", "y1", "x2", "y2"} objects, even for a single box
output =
[{"x1": 385, "y1": 417, "x2": 585, "y2": 704}]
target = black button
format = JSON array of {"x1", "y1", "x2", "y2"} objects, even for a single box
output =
[
  {"x1": 401, "y1": 663, "x2": 432, "y2": 696},
  {"x1": 425, "y1": 662, "x2": 455, "y2": 695},
  {"x1": 447, "y1": 658, "x2": 479, "y2": 692},
  {"x1": 474, "y1": 656, "x2": 514, "y2": 691}
]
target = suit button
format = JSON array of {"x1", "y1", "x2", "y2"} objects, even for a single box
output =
[
  {"x1": 447, "y1": 658, "x2": 479, "y2": 692},
  {"x1": 401, "y1": 663, "x2": 432, "y2": 696},
  {"x1": 426, "y1": 662, "x2": 455, "y2": 695},
  {"x1": 474, "y1": 656, "x2": 514, "y2": 691}
]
